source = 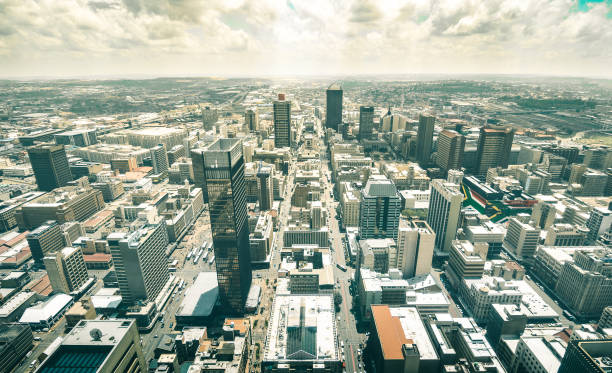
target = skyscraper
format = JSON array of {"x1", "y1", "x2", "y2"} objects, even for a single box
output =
[
  {"x1": 475, "y1": 125, "x2": 515, "y2": 177},
  {"x1": 359, "y1": 106, "x2": 374, "y2": 141},
  {"x1": 245, "y1": 108, "x2": 258, "y2": 132},
  {"x1": 190, "y1": 148, "x2": 208, "y2": 203},
  {"x1": 26, "y1": 221, "x2": 65, "y2": 264},
  {"x1": 43, "y1": 246, "x2": 89, "y2": 294},
  {"x1": 426, "y1": 180, "x2": 463, "y2": 253},
  {"x1": 436, "y1": 129, "x2": 465, "y2": 173},
  {"x1": 273, "y1": 94, "x2": 291, "y2": 148},
  {"x1": 150, "y1": 143, "x2": 169, "y2": 175},
  {"x1": 396, "y1": 219, "x2": 435, "y2": 278},
  {"x1": 107, "y1": 217, "x2": 169, "y2": 305},
  {"x1": 416, "y1": 114, "x2": 435, "y2": 166},
  {"x1": 326, "y1": 83, "x2": 343, "y2": 131},
  {"x1": 359, "y1": 175, "x2": 402, "y2": 240},
  {"x1": 203, "y1": 138, "x2": 252, "y2": 313},
  {"x1": 256, "y1": 163, "x2": 273, "y2": 211},
  {"x1": 27, "y1": 144, "x2": 72, "y2": 192}
]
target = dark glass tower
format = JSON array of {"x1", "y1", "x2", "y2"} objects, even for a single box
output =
[
  {"x1": 326, "y1": 83, "x2": 343, "y2": 131},
  {"x1": 203, "y1": 138, "x2": 252, "y2": 313},
  {"x1": 27, "y1": 144, "x2": 72, "y2": 192},
  {"x1": 416, "y1": 114, "x2": 435, "y2": 166},
  {"x1": 273, "y1": 94, "x2": 291, "y2": 148},
  {"x1": 359, "y1": 106, "x2": 374, "y2": 141}
]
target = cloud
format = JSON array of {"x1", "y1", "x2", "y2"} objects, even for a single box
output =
[{"x1": 0, "y1": 0, "x2": 611, "y2": 77}]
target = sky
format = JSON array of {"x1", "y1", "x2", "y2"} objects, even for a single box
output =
[{"x1": 1, "y1": 0, "x2": 611, "y2": 78}]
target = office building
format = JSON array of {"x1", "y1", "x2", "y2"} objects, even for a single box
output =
[
  {"x1": 584, "y1": 147, "x2": 612, "y2": 170},
  {"x1": 558, "y1": 339, "x2": 612, "y2": 373},
  {"x1": 0, "y1": 323, "x2": 33, "y2": 373},
  {"x1": 359, "y1": 175, "x2": 402, "y2": 240},
  {"x1": 503, "y1": 218, "x2": 541, "y2": 262},
  {"x1": 44, "y1": 246, "x2": 89, "y2": 294},
  {"x1": 426, "y1": 180, "x2": 462, "y2": 253},
  {"x1": 107, "y1": 217, "x2": 170, "y2": 305},
  {"x1": 35, "y1": 319, "x2": 146, "y2": 373},
  {"x1": 190, "y1": 148, "x2": 208, "y2": 203},
  {"x1": 544, "y1": 224, "x2": 588, "y2": 246},
  {"x1": 27, "y1": 144, "x2": 72, "y2": 192},
  {"x1": 475, "y1": 125, "x2": 515, "y2": 177},
  {"x1": 485, "y1": 304, "x2": 528, "y2": 349},
  {"x1": 446, "y1": 240, "x2": 487, "y2": 289},
  {"x1": 166, "y1": 144, "x2": 186, "y2": 166},
  {"x1": 15, "y1": 185, "x2": 105, "y2": 230},
  {"x1": 436, "y1": 129, "x2": 465, "y2": 173},
  {"x1": 396, "y1": 219, "x2": 435, "y2": 278},
  {"x1": 257, "y1": 163, "x2": 273, "y2": 210},
  {"x1": 325, "y1": 83, "x2": 343, "y2": 131},
  {"x1": 512, "y1": 335, "x2": 566, "y2": 373},
  {"x1": 249, "y1": 214, "x2": 273, "y2": 264},
  {"x1": 245, "y1": 108, "x2": 258, "y2": 131},
  {"x1": 416, "y1": 114, "x2": 435, "y2": 165},
  {"x1": 599, "y1": 306, "x2": 612, "y2": 329},
  {"x1": 369, "y1": 305, "x2": 439, "y2": 373},
  {"x1": 150, "y1": 143, "x2": 169, "y2": 175},
  {"x1": 26, "y1": 221, "x2": 64, "y2": 264},
  {"x1": 273, "y1": 94, "x2": 291, "y2": 148},
  {"x1": 554, "y1": 248, "x2": 612, "y2": 319},
  {"x1": 203, "y1": 139, "x2": 252, "y2": 313},
  {"x1": 202, "y1": 106, "x2": 218, "y2": 129},
  {"x1": 54, "y1": 129, "x2": 97, "y2": 147},
  {"x1": 110, "y1": 157, "x2": 137, "y2": 173},
  {"x1": 189, "y1": 318, "x2": 250, "y2": 372},
  {"x1": 586, "y1": 207, "x2": 612, "y2": 242},
  {"x1": 359, "y1": 106, "x2": 374, "y2": 141},
  {"x1": 359, "y1": 239, "x2": 394, "y2": 274},
  {"x1": 263, "y1": 294, "x2": 340, "y2": 372}
]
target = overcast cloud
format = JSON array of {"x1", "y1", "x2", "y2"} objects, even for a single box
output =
[{"x1": 0, "y1": 0, "x2": 611, "y2": 78}]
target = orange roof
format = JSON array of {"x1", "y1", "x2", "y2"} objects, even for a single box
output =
[
  {"x1": 83, "y1": 253, "x2": 112, "y2": 262},
  {"x1": 83, "y1": 209, "x2": 114, "y2": 228},
  {"x1": 371, "y1": 305, "x2": 412, "y2": 361},
  {"x1": 224, "y1": 318, "x2": 250, "y2": 336},
  {"x1": 26, "y1": 274, "x2": 52, "y2": 296}
]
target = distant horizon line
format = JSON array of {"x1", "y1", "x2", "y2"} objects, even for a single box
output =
[{"x1": 1, "y1": 72, "x2": 611, "y2": 82}]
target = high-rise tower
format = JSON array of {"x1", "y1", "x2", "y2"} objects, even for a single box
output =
[
  {"x1": 326, "y1": 83, "x2": 343, "y2": 131},
  {"x1": 150, "y1": 143, "x2": 169, "y2": 175},
  {"x1": 426, "y1": 180, "x2": 463, "y2": 253},
  {"x1": 475, "y1": 125, "x2": 515, "y2": 177},
  {"x1": 436, "y1": 129, "x2": 465, "y2": 173},
  {"x1": 27, "y1": 144, "x2": 72, "y2": 192},
  {"x1": 359, "y1": 106, "x2": 374, "y2": 141},
  {"x1": 416, "y1": 114, "x2": 435, "y2": 166},
  {"x1": 273, "y1": 94, "x2": 291, "y2": 148},
  {"x1": 359, "y1": 175, "x2": 402, "y2": 240},
  {"x1": 203, "y1": 138, "x2": 252, "y2": 313}
]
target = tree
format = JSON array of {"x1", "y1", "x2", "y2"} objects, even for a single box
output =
[{"x1": 334, "y1": 290, "x2": 343, "y2": 312}]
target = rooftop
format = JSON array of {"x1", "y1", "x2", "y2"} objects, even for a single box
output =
[{"x1": 177, "y1": 272, "x2": 218, "y2": 318}]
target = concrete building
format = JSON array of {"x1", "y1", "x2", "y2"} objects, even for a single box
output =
[
  {"x1": 0, "y1": 323, "x2": 33, "y2": 373},
  {"x1": 263, "y1": 294, "x2": 340, "y2": 372},
  {"x1": 188, "y1": 318, "x2": 250, "y2": 373},
  {"x1": 107, "y1": 216, "x2": 170, "y2": 305},
  {"x1": 369, "y1": 305, "x2": 439, "y2": 373},
  {"x1": 359, "y1": 175, "x2": 402, "y2": 240},
  {"x1": 463, "y1": 220, "x2": 505, "y2": 258},
  {"x1": 512, "y1": 335, "x2": 566, "y2": 373},
  {"x1": 35, "y1": 319, "x2": 146, "y2": 373},
  {"x1": 110, "y1": 157, "x2": 138, "y2": 173},
  {"x1": 249, "y1": 214, "x2": 273, "y2": 264},
  {"x1": 358, "y1": 269, "x2": 409, "y2": 319},
  {"x1": 256, "y1": 163, "x2": 274, "y2": 211},
  {"x1": 150, "y1": 143, "x2": 169, "y2": 176},
  {"x1": 554, "y1": 247, "x2": 612, "y2": 319},
  {"x1": 436, "y1": 129, "x2": 465, "y2": 173},
  {"x1": 485, "y1": 304, "x2": 528, "y2": 349},
  {"x1": 446, "y1": 240, "x2": 487, "y2": 289},
  {"x1": 27, "y1": 144, "x2": 72, "y2": 192},
  {"x1": 64, "y1": 297, "x2": 97, "y2": 329},
  {"x1": 586, "y1": 207, "x2": 612, "y2": 242},
  {"x1": 245, "y1": 108, "x2": 258, "y2": 131},
  {"x1": 396, "y1": 219, "x2": 435, "y2": 278},
  {"x1": 475, "y1": 125, "x2": 515, "y2": 177},
  {"x1": 558, "y1": 339, "x2": 612, "y2": 373},
  {"x1": 599, "y1": 306, "x2": 612, "y2": 329},
  {"x1": 544, "y1": 223, "x2": 588, "y2": 246},
  {"x1": 54, "y1": 128, "x2": 97, "y2": 147},
  {"x1": 273, "y1": 94, "x2": 291, "y2": 148},
  {"x1": 426, "y1": 180, "x2": 462, "y2": 253},
  {"x1": 43, "y1": 246, "x2": 90, "y2": 294},
  {"x1": 359, "y1": 239, "x2": 395, "y2": 274},
  {"x1": 503, "y1": 218, "x2": 541, "y2": 262},
  {"x1": 19, "y1": 293, "x2": 74, "y2": 330},
  {"x1": 26, "y1": 221, "x2": 64, "y2": 264},
  {"x1": 92, "y1": 180, "x2": 125, "y2": 202},
  {"x1": 176, "y1": 272, "x2": 219, "y2": 326},
  {"x1": 15, "y1": 185, "x2": 105, "y2": 230}
]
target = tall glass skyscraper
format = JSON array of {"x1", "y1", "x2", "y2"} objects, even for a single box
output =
[
  {"x1": 203, "y1": 138, "x2": 252, "y2": 313},
  {"x1": 326, "y1": 83, "x2": 343, "y2": 131},
  {"x1": 416, "y1": 114, "x2": 435, "y2": 166},
  {"x1": 273, "y1": 93, "x2": 291, "y2": 148},
  {"x1": 359, "y1": 106, "x2": 374, "y2": 141}
]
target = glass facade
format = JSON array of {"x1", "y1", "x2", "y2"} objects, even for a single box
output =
[{"x1": 204, "y1": 139, "x2": 252, "y2": 313}]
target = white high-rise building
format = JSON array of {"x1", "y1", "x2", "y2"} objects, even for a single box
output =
[
  {"x1": 396, "y1": 219, "x2": 436, "y2": 278},
  {"x1": 426, "y1": 180, "x2": 463, "y2": 253},
  {"x1": 150, "y1": 143, "x2": 169, "y2": 175},
  {"x1": 43, "y1": 246, "x2": 89, "y2": 294},
  {"x1": 503, "y1": 218, "x2": 540, "y2": 262}
]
